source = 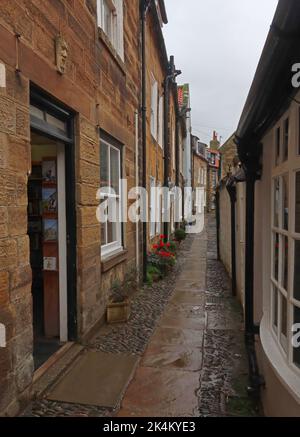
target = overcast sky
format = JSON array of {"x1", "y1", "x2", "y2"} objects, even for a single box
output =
[{"x1": 163, "y1": 0, "x2": 278, "y2": 145}]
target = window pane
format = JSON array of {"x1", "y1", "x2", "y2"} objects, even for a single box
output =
[
  {"x1": 283, "y1": 118, "x2": 289, "y2": 162},
  {"x1": 281, "y1": 294, "x2": 287, "y2": 338},
  {"x1": 100, "y1": 142, "x2": 109, "y2": 188},
  {"x1": 275, "y1": 127, "x2": 280, "y2": 166},
  {"x1": 101, "y1": 222, "x2": 107, "y2": 246},
  {"x1": 110, "y1": 147, "x2": 120, "y2": 195},
  {"x1": 45, "y1": 113, "x2": 67, "y2": 133},
  {"x1": 274, "y1": 233, "x2": 279, "y2": 281},
  {"x1": 107, "y1": 221, "x2": 117, "y2": 244},
  {"x1": 296, "y1": 172, "x2": 300, "y2": 233},
  {"x1": 273, "y1": 287, "x2": 278, "y2": 329},
  {"x1": 282, "y1": 236, "x2": 289, "y2": 291},
  {"x1": 294, "y1": 240, "x2": 300, "y2": 301},
  {"x1": 293, "y1": 306, "x2": 300, "y2": 368},
  {"x1": 282, "y1": 173, "x2": 289, "y2": 230},
  {"x1": 103, "y1": 0, "x2": 112, "y2": 39},
  {"x1": 274, "y1": 178, "x2": 280, "y2": 228}
]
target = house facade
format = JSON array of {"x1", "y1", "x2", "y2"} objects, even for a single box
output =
[
  {"x1": 178, "y1": 83, "x2": 192, "y2": 220},
  {"x1": 0, "y1": 0, "x2": 189, "y2": 416},
  {"x1": 191, "y1": 135, "x2": 208, "y2": 211},
  {"x1": 218, "y1": 0, "x2": 300, "y2": 416},
  {"x1": 0, "y1": 0, "x2": 144, "y2": 416},
  {"x1": 206, "y1": 132, "x2": 220, "y2": 212}
]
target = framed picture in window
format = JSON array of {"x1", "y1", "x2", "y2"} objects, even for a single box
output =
[
  {"x1": 43, "y1": 257, "x2": 57, "y2": 271},
  {"x1": 42, "y1": 159, "x2": 56, "y2": 183},
  {"x1": 43, "y1": 219, "x2": 58, "y2": 242},
  {"x1": 42, "y1": 188, "x2": 57, "y2": 213}
]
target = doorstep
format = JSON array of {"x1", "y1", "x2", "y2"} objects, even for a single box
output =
[{"x1": 31, "y1": 342, "x2": 85, "y2": 399}]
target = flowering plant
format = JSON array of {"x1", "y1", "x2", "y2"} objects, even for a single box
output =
[{"x1": 149, "y1": 235, "x2": 176, "y2": 274}]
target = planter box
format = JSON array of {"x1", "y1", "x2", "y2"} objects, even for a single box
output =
[{"x1": 106, "y1": 298, "x2": 130, "y2": 324}]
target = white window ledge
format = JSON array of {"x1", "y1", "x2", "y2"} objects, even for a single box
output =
[{"x1": 260, "y1": 314, "x2": 300, "y2": 404}]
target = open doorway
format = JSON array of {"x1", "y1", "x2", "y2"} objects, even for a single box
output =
[
  {"x1": 29, "y1": 87, "x2": 77, "y2": 370},
  {"x1": 28, "y1": 133, "x2": 68, "y2": 369}
]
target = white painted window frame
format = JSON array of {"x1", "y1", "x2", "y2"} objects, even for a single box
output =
[
  {"x1": 270, "y1": 105, "x2": 300, "y2": 375},
  {"x1": 100, "y1": 139, "x2": 123, "y2": 258},
  {"x1": 150, "y1": 176, "x2": 156, "y2": 238},
  {"x1": 158, "y1": 94, "x2": 164, "y2": 148},
  {"x1": 150, "y1": 76, "x2": 158, "y2": 140},
  {"x1": 96, "y1": 0, "x2": 124, "y2": 60}
]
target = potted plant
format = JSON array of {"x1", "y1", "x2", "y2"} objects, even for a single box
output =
[
  {"x1": 107, "y1": 279, "x2": 131, "y2": 324},
  {"x1": 146, "y1": 264, "x2": 163, "y2": 285},
  {"x1": 174, "y1": 228, "x2": 186, "y2": 245}
]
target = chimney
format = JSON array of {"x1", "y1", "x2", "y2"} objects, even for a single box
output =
[{"x1": 210, "y1": 131, "x2": 220, "y2": 151}]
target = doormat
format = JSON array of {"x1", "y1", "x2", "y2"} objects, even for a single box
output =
[{"x1": 46, "y1": 351, "x2": 139, "y2": 408}]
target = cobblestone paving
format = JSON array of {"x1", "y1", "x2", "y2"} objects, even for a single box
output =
[
  {"x1": 198, "y1": 215, "x2": 258, "y2": 417},
  {"x1": 22, "y1": 238, "x2": 193, "y2": 417},
  {"x1": 23, "y1": 215, "x2": 258, "y2": 417}
]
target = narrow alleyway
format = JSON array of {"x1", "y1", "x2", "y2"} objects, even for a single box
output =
[{"x1": 23, "y1": 215, "x2": 257, "y2": 417}]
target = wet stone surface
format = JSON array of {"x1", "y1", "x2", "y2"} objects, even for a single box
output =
[{"x1": 22, "y1": 215, "x2": 258, "y2": 417}]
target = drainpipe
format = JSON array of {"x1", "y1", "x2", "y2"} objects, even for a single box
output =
[
  {"x1": 242, "y1": 145, "x2": 265, "y2": 398},
  {"x1": 163, "y1": 56, "x2": 181, "y2": 239},
  {"x1": 226, "y1": 181, "x2": 237, "y2": 297},
  {"x1": 215, "y1": 186, "x2": 220, "y2": 260},
  {"x1": 163, "y1": 62, "x2": 171, "y2": 240},
  {"x1": 135, "y1": 110, "x2": 140, "y2": 277},
  {"x1": 175, "y1": 114, "x2": 180, "y2": 230},
  {"x1": 141, "y1": 0, "x2": 150, "y2": 281}
]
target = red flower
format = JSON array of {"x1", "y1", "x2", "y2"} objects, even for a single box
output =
[
  {"x1": 160, "y1": 241, "x2": 165, "y2": 248},
  {"x1": 153, "y1": 244, "x2": 159, "y2": 250},
  {"x1": 160, "y1": 235, "x2": 167, "y2": 240},
  {"x1": 166, "y1": 242, "x2": 171, "y2": 248}
]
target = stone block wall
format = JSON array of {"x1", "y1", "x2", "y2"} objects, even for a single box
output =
[{"x1": 0, "y1": 0, "x2": 143, "y2": 415}]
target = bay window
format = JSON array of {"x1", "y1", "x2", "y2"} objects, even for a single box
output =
[{"x1": 271, "y1": 111, "x2": 300, "y2": 369}]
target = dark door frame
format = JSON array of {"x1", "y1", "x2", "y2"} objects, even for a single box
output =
[{"x1": 29, "y1": 84, "x2": 77, "y2": 341}]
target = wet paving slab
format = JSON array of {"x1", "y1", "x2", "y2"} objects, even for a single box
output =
[
  {"x1": 141, "y1": 343, "x2": 203, "y2": 372},
  {"x1": 23, "y1": 215, "x2": 258, "y2": 417},
  {"x1": 150, "y1": 326, "x2": 204, "y2": 347},
  {"x1": 117, "y1": 367, "x2": 200, "y2": 417},
  {"x1": 117, "y1": 215, "x2": 259, "y2": 418}
]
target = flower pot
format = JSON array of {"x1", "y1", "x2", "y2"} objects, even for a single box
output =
[{"x1": 106, "y1": 298, "x2": 130, "y2": 324}]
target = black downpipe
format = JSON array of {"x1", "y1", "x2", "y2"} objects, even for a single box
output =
[
  {"x1": 243, "y1": 161, "x2": 264, "y2": 397},
  {"x1": 226, "y1": 184, "x2": 237, "y2": 297},
  {"x1": 163, "y1": 63, "x2": 172, "y2": 240},
  {"x1": 245, "y1": 174, "x2": 256, "y2": 335},
  {"x1": 141, "y1": 0, "x2": 150, "y2": 281},
  {"x1": 215, "y1": 187, "x2": 220, "y2": 260}
]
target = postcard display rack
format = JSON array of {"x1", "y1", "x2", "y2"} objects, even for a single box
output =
[{"x1": 28, "y1": 158, "x2": 60, "y2": 338}]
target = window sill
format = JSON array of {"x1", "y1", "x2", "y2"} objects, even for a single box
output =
[
  {"x1": 101, "y1": 248, "x2": 128, "y2": 273},
  {"x1": 97, "y1": 27, "x2": 126, "y2": 76},
  {"x1": 260, "y1": 314, "x2": 300, "y2": 404}
]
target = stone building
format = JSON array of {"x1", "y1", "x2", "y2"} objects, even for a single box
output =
[
  {"x1": 206, "y1": 131, "x2": 220, "y2": 212},
  {"x1": 219, "y1": 133, "x2": 239, "y2": 180},
  {"x1": 144, "y1": 1, "x2": 182, "y2": 243},
  {"x1": 0, "y1": 0, "x2": 146, "y2": 416},
  {"x1": 191, "y1": 135, "x2": 208, "y2": 211},
  {"x1": 0, "y1": 0, "x2": 187, "y2": 417}
]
